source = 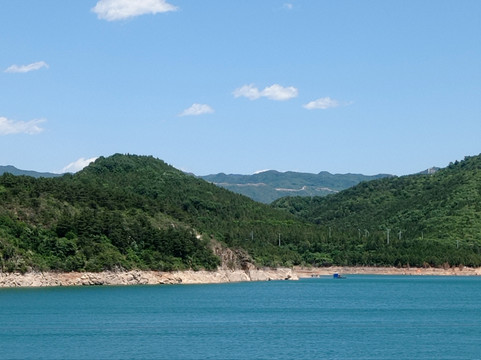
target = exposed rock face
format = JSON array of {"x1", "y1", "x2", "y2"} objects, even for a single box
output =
[
  {"x1": 211, "y1": 240, "x2": 255, "y2": 271},
  {"x1": 0, "y1": 268, "x2": 298, "y2": 288}
]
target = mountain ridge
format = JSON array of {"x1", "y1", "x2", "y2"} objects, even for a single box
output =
[
  {"x1": 1, "y1": 163, "x2": 393, "y2": 204},
  {"x1": 201, "y1": 170, "x2": 392, "y2": 203},
  {"x1": 0, "y1": 165, "x2": 60, "y2": 178}
]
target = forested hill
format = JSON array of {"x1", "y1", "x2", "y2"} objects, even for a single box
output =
[
  {"x1": 201, "y1": 171, "x2": 390, "y2": 203},
  {"x1": 272, "y1": 154, "x2": 481, "y2": 262},
  {"x1": 2, "y1": 153, "x2": 481, "y2": 273},
  {"x1": 0, "y1": 154, "x2": 311, "y2": 273}
]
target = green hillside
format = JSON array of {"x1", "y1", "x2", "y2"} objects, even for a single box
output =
[
  {"x1": 2, "y1": 153, "x2": 481, "y2": 273},
  {"x1": 201, "y1": 170, "x2": 390, "y2": 203},
  {"x1": 0, "y1": 154, "x2": 311, "y2": 273},
  {"x1": 272, "y1": 155, "x2": 481, "y2": 267}
]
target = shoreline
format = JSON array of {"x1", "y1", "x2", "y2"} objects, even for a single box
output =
[
  {"x1": 0, "y1": 268, "x2": 297, "y2": 288},
  {"x1": 1, "y1": 266, "x2": 480, "y2": 288},
  {"x1": 294, "y1": 265, "x2": 481, "y2": 278}
]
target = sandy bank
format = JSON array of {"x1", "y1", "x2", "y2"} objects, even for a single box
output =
[
  {"x1": 294, "y1": 266, "x2": 481, "y2": 278},
  {"x1": 0, "y1": 268, "x2": 297, "y2": 288}
]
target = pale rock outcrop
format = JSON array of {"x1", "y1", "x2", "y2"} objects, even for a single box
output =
[{"x1": 0, "y1": 267, "x2": 298, "y2": 288}]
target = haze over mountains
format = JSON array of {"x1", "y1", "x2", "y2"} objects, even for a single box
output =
[{"x1": 201, "y1": 171, "x2": 391, "y2": 203}]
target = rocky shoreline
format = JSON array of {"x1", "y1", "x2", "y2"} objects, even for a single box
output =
[
  {"x1": 0, "y1": 268, "x2": 297, "y2": 288},
  {"x1": 1, "y1": 266, "x2": 480, "y2": 288}
]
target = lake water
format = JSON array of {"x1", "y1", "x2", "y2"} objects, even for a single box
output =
[{"x1": 1, "y1": 275, "x2": 480, "y2": 359}]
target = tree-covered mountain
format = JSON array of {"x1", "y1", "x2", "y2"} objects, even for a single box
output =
[
  {"x1": 1, "y1": 153, "x2": 480, "y2": 273},
  {"x1": 272, "y1": 154, "x2": 481, "y2": 267},
  {"x1": 0, "y1": 165, "x2": 60, "y2": 178},
  {"x1": 201, "y1": 171, "x2": 390, "y2": 203},
  {"x1": 0, "y1": 154, "x2": 314, "y2": 273}
]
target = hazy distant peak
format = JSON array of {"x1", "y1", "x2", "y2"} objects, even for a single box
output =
[{"x1": 0, "y1": 165, "x2": 60, "y2": 178}]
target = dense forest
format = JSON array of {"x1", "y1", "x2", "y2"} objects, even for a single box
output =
[
  {"x1": 273, "y1": 155, "x2": 481, "y2": 267},
  {"x1": 1, "y1": 153, "x2": 481, "y2": 273},
  {"x1": 0, "y1": 154, "x2": 312, "y2": 272}
]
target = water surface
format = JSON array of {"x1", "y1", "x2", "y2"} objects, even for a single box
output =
[{"x1": 1, "y1": 276, "x2": 480, "y2": 359}]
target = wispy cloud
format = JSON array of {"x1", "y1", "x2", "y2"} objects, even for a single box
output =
[
  {"x1": 0, "y1": 117, "x2": 45, "y2": 135},
  {"x1": 233, "y1": 84, "x2": 298, "y2": 101},
  {"x1": 254, "y1": 169, "x2": 271, "y2": 174},
  {"x1": 60, "y1": 157, "x2": 98, "y2": 173},
  {"x1": 283, "y1": 3, "x2": 294, "y2": 10},
  {"x1": 92, "y1": 0, "x2": 178, "y2": 21},
  {"x1": 179, "y1": 103, "x2": 214, "y2": 117},
  {"x1": 4, "y1": 61, "x2": 49, "y2": 74},
  {"x1": 303, "y1": 97, "x2": 343, "y2": 110}
]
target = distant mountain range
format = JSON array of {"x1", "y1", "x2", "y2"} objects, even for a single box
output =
[
  {"x1": 0, "y1": 165, "x2": 60, "y2": 178},
  {"x1": 200, "y1": 171, "x2": 392, "y2": 203},
  {"x1": 1, "y1": 164, "x2": 436, "y2": 204}
]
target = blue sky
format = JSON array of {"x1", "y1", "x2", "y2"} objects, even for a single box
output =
[{"x1": 1, "y1": 0, "x2": 480, "y2": 175}]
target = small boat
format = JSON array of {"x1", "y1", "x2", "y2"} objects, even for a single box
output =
[{"x1": 333, "y1": 273, "x2": 346, "y2": 279}]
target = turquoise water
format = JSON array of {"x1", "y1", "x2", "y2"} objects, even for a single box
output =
[{"x1": 1, "y1": 276, "x2": 480, "y2": 359}]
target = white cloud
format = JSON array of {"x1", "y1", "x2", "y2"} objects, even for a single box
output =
[
  {"x1": 179, "y1": 103, "x2": 214, "y2": 117},
  {"x1": 233, "y1": 84, "x2": 298, "y2": 101},
  {"x1": 303, "y1": 97, "x2": 340, "y2": 110},
  {"x1": 283, "y1": 3, "x2": 294, "y2": 10},
  {"x1": 0, "y1": 117, "x2": 45, "y2": 135},
  {"x1": 4, "y1": 61, "x2": 49, "y2": 73},
  {"x1": 233, "y1": 84, "x2": 262, "y2": 100},
  {"x1": 262, "y1": 84, "x2": 298, "y2": 101},
  {"x1": 60, "y1": 157, "x2": 99, "y2": 173},
  {"x1": 92, "y1": 0, "x2": 178, "y2": 21}
]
